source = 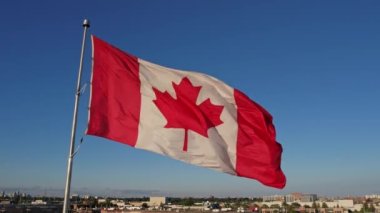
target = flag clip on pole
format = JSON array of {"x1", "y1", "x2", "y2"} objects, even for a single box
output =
[{"x1": 63, "y1": 19, "x2": 90, "y2": 213}]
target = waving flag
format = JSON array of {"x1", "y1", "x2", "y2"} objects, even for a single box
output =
[{"x1": 87, "y1": 36, "x2": 286, "y2": 189}]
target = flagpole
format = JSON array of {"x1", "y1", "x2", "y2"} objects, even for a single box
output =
[{"x1": 62, "y1": 19, "x2": 90, "y2": 213}]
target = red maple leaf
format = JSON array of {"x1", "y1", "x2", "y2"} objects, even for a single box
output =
[{"x1": 153, "y1": 77, "x2": 224, "y2": 152}]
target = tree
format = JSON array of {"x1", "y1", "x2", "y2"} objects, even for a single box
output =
[
  {"x1": 369, "y1": 203, "x2": 375, "y2": 212},
  {"x1": 282, "y1": 201, "x2": 288, "y2": 208},
  {"x1": 182, "y1": 197, "x2": 195, "y2": 206},
  {"x1": 251, "y1": 204, "x2": 260, "y2": 212},
  {"x1": 291, "y1": 203, "x2": 301, "y2": 208},
  {"x1": 224, "y1": 202, "x2": 232, "y2": 208},
  {"x1": 142, "y1": 203, "x2": 149, "y2": 209},
  {"x1": 271, "y1": 204, "x2": 281, "y2": 209},
  {"x1": 361, "y1": 202, "x2": 369, "y2": 213},
  {"x1": 322, "y1": 203, "x2": 328, "y2": 208},
  {"x1": 159, "y1": 202, "x2": 165, "y2": 210},
  {"x1": 312, "y1": 202, "x2": 319, "y2": 213},
  {"x1": 312, "y1": 202, "x2": 317, "y2": 209},
  {"x1": 286, "y1": 205, "x2": 295, "y2": 213},
  {"x1": 105, "y1": 199, "x2": 112, "y2": 207}
]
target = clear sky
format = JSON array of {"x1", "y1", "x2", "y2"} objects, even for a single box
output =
[{"x1": 0, "y1": 0, "x2": 379, "y2": 197}]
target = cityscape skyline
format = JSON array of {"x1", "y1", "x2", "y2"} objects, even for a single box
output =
[
  {"x1": 2, "y1": 191, "x2": 379, "y2": 213},
  {"x1": 0, "y1": 0, "x2": 379, "y2": 198},
  {"x1": 1, "y1": 188, "x2": 380, "y2": 199},
  {"x1": 0, "y1": 186, "x2": 379, "y2": 198}
]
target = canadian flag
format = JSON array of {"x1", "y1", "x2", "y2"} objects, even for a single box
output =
[{"x1": 87, "y1": 36, "x2": 286, "y2": 189}]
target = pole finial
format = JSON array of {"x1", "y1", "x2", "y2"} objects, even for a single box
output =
[{"x1": 83, "y1": 19, "x2": 90, "y2": 28}]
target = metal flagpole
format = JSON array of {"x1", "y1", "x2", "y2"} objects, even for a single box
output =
[{"x1": 62, "y1": 19, "x2": 90, "y2": 213}]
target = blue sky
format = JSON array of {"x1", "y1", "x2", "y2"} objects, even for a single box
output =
[{"x1": 0, "y1": 0, "x2": 379, "y2": 197}]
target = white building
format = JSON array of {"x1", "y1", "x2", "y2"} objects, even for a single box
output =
[
  {"x1": 350, "y1": 204, "x2": 363, "y2": 212},
  {"x1": 149, "y1": 196, "x2": 166, "y2": 206},
  {"x1": 263, "y1": 195, "x2": 285, "y2": 202},
  {"x1": 31, "y1": 200, "x2": 47, "y2": 205},
  {"x1": 301, "y1": 194, "x2": 317, "y2": 202},
  {"x1": 365, "y1": 194, "x2": 380, "y2": 199},
  {"x1": 297, "y1": 202, "x2": 313, "y2": 207},
  {"x1": 97, "y1": 198, "x2": 107, "y2": 204},
  {"x1": 110, "y1": 199, "x2": 126, "y2": 208},
  {"x1": 316, "y1": 200, "x2": 354, "y2": 208},
  {"x1": 261, "y1": 201, "x2": 283, "y2": 207},
  {"x1": 337, "y1": 200, "x2": 354, "y2": 208}
]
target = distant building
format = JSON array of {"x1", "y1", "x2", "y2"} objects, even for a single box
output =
[
  {"x1": 316, "y1": 200, "x2": 354, "y2": 209},
  {"x1": 263, "y1": 195, "x2": 285, "y2": 202},
  {"x1": 70, "y1": 194, "x2": 79, "y2": 199},
  {"x1": 31, "y1": 199, "x2": 47, "y2": 205},
  {"x1": 365, "y1": 194, "x2": 380, "y2": 199},
  {"x1": 351, "y1": 204, "x2": 363, "y2": 212},
  {"x1": 0, "y1": 200, "x2": 12, "y2": 205},
  {"x1": 301, "y1": 194, "x2": 317, "y2": 202},
  {"x1": 319, "y1": 207, "x2": 345, "y2": 213},
  {"x1": 149, "y1": 196, "x2": 166, "y2": 206},
  {"x1": 129, "y1": 201, "x2": 144, "y2": 207},
  {"x1": 9, "y1": 191, "x2": 19, "y2": 198},
  {"x1": 285, "y1": 193, "x2": 317, "y2": 203},
  {"x1": 111, "y1": 199, "x2": 126, "y2": 208},
  {"x1": 337, "y1": 200, "x2": 354, "y2": 208},
  {"x1": 285, "y1": 193, "x2": 302, "y2": 203},
  {"x1": 98, "y1": 198, "x2": 107, "y2": 204},
  {"x1": 261, "y1": 201, "x2": 283, "y2": 207}
]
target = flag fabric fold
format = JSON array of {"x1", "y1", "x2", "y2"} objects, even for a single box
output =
[{"x1": 87, "y1": 35, "x2": 286, "y2": 189}]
